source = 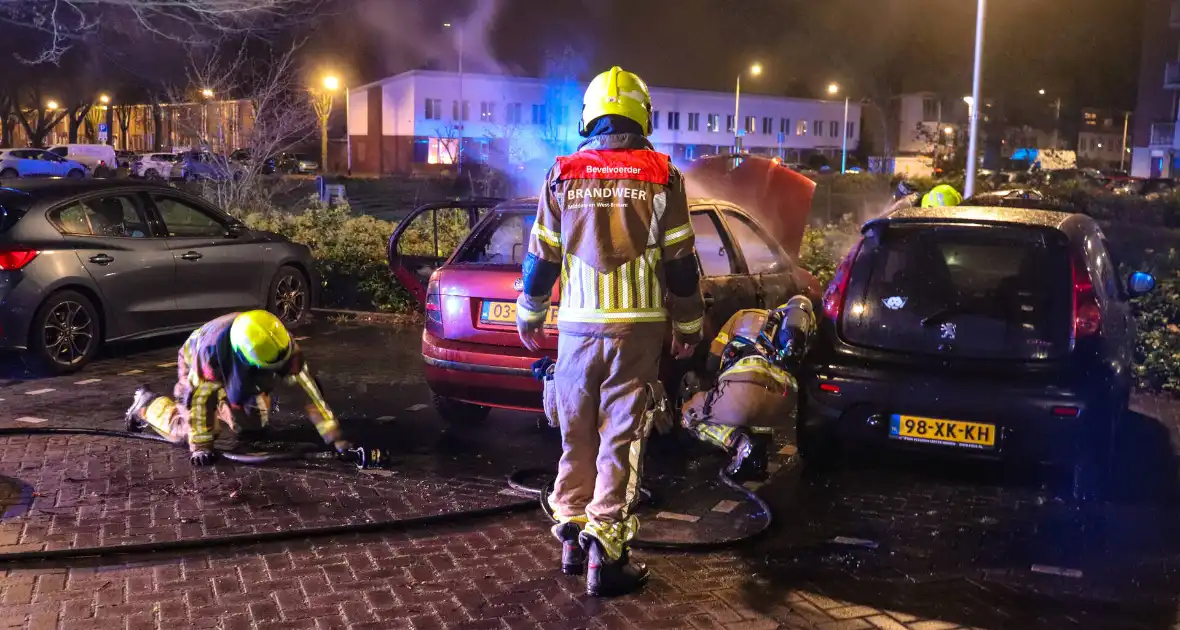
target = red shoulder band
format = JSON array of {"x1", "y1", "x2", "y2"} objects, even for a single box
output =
[{"x1": 556, "y1": 149, "x2": 670, "y2": 184}]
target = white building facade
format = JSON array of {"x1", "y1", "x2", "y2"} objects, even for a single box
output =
[{"x1": 346, "y1": 70, "x2": 861, "y2": 174}]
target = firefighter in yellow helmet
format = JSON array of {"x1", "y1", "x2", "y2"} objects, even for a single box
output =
[
  {"x1": 516, "y1": 66, "x2": 705, "y2": 596},
  {"x1": 124, "y1": 310, "x2": 350, "y2": 466},
  {"x1": 681, "y1": 296, "x2": 816, "y2": 480},
  {"x1": 921, "y1": 184, "x2": 964, "y2": 208}
]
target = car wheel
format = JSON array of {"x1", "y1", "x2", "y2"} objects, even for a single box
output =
[
  {"x1": 0, "y1": 168, "x2": 16, "y2": 178},
  {"x1": 66, "y1": 169, "x2": 83, "y2": 179},
  {"x1": 432, "y1": 394, "x2": 490, "y2": 423},
  {"x1": 94, "y1": 166, "x2": 112, "y2": 178},
  {"x1": 26, "y1": 290, "x2": 101, "y2": 375},
  {"x1": 145, "y1": 168, "x2": 159, "y2": 179},
  {"x1": 796, "y1": 419, "x2": 840, "y2": 471},
  {"x1": 267, "y1": 265, "x2": 309, "y2": 326}
]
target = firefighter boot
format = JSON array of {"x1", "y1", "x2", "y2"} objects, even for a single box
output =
[
  {"x1": 581, "y1": 536, "x2": 648, "y2": 597},
  {"x1": 552, "y1": 522, "x2": 586, "y2": 575},
  {"x1": 726, "y1": 430, "x2": 772, "y2": 483},
  {"x1": 124, "y1": 386, "x2": 156, "y2": 432}
]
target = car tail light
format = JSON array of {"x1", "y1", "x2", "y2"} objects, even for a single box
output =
[
  {"x1": 1052, "y1": 406, "x2": 1081, "y2": 417},
  {"x1": 1071, "y1": 250, "x2": 1101, "y2": 340},
  {"x1": 821, "y1": 238, "x2": 864, "y2": 321},
  {"x1": 819, "y1": 383, "x2": 841, "y2": 394},
  {"x1": 425, "y1": 273, "x2": 443, "y2": 336},
  {"x1": 0, "y1": 248, "x2": 39, "y2": 270}
]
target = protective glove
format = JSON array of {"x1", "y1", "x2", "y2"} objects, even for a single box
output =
[{"x1": 190, "y1": 449, "x2": 219, "y2": 467}]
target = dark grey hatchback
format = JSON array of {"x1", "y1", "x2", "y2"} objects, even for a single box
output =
[
  {"x1": 800, "y1": 205, "x2": 1156, "y2": 500},
  {"x1": 0, "y1": 180, "x2": 317, "y2": 373}
]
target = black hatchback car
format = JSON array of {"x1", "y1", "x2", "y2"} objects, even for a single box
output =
[
  {"x1": 0, "y1": 180, "x2": 317, "y2": 374},
  {"x1": 800, "y1": 205, "x2": 1156, "y2": 499}
]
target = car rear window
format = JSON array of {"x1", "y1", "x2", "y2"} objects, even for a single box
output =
[
  {"x1": 0, "y1": 192, "x2": 30, "y2": 234},
  {"x1": 841, "y1": 223, "x2": 1073, "y2": 361},
  {"x1": 455, "y1": 210, "x2": 534, "y2": 265}
]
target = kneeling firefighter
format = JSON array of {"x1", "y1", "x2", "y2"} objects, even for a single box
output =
[
  {"x1": 124, "y1": 310, "x2": 351, "y2": 466},
  {"x1": 517, "y1": 66, "x2": 705, "y2": 597},
  {"x1": 680, "y1": 296, "x2": 816, "y2": 481}
]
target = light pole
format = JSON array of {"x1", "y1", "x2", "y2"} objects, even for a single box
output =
[
  {"x1": 312, "y1": 76, "x2": 338, "y2": 173},
  {"x1": 733, "y1": 63, "x2": 762, "y2": 154},
  {"x1": 965, "y1": 0, "x2": 986, "y2": 197},
  {"x1": 444, "y1": 22, "x2": 465, "y2": 173},
  {"x1": 828, "y1": 83, "x2": 850, "y2": 173},
  {"x1": 1120, "y1": 110, "x2": 1130, "y2": 172},
  {"x1": 98, "y1": 93, "x2": 113, "y2": 146},
  {"x1": 199, "y1": 88, "x2": 213, "y2": 151}
]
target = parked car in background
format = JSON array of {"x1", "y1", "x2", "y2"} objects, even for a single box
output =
[
  {"x1": 800, "y1": 204, "x2": 1155, "y2": 500},
  {"x1": 115, "y1": 151, "x2": 137, "y2": 170},
  {"x1": 274, "y1": 152, "x2": 320, "y2": 174},
  {"x1": 0, "y1": 179, "x2": 317, "y2": 373},
  {"x1": 48, "y1": 144, "x2": 118, "y2": 177},
  {"x1": 1111, "y1": 177, "x2": 1177, "y2": 199},
  {"x1": 389, "y1": 194, "x2": 821, "y2": 422},
  {"x1": 0, "y1": 149, "x2": 87, "y2": 178},
  {"x1": 131, "y1": 153, "x2": 181, "y2": 179},
  {"x1": 174, "y1": 151, "x2": 242, "y2": 181}
]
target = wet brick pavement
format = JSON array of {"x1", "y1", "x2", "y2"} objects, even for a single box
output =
[{"x1": 0, "y1": 320, "x2": 1178, "y2": 629}]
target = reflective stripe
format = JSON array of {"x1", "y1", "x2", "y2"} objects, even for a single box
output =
[
  {"x1": 725, "y1": 356, "x2": 790, "y2": 385},
  {"x1": 663, "y1": 222, "x2": 693, "y2": 247},
  {"x1": 188, "y1": 382, "x2": 222, "y2": 447},
  {"x1": 694, "y1": 423, "x2": 740, "y2": 449},
  {"x1": 295, "y1": 365, "x2": 338, "y2": 439},
  {"x1": 531, "y1": 222, "x2": 561, "y2": 247},
  {"x1": 674, "y1": 316, "x2": 704, "y2": 335},
  {"x1": 583, "y1": 516, "x2": 639, "y2": 562},
  {"x1": 557, "y1": 307, "x2": 667, "y2": 324},
  {"x1": 516, "y1": 297, "x2": 550, "y2": 323},
  {"x1": 714, "y1": 331, "x2": 730, "y2": 345}
]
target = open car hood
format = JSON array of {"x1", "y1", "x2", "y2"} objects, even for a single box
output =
[{"x1": 684, "y1": 155, "x2": 816, "y2": 259}]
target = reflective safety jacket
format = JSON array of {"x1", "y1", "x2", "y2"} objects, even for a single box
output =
[
  {"x1": 180, "y1": 313, "x2": 339, "y2": 446},
  {"x1": 517, "y1": 133, "x2": 705, "y2": 341},
  {"x1": 691, "y1": 308, "x2": 797, "y2": 427}
]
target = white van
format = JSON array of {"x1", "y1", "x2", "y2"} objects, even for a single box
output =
[{"x1": 47, "y1": 144, "x2": 118, "y2": 177}]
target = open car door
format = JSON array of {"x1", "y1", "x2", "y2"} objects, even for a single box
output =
[{"x1": 387, "y1": 198, "x2": 503, "y2": 305}]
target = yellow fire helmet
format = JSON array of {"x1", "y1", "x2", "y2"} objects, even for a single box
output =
[
  {"x1": 230, "y1": 310, "x2": 293, "y2": 369},
  {"x1": 580, "y1": 66, "x2": 653, "y2": 136},
  {"x1": 921, "y1": 184, "x2": 964, "y2": 208}
]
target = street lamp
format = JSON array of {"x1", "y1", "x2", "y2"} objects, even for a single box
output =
[
  {"x1": 319, "y1": 74, "x2": 350, "y2": 174},
  {"x1": 965, "y1": 0, "x2": 986, "y2": 198},
  {"x1": 828, "y1": 82, "x2": 851, "y2": 173},
  {"x1": 311, "y1": 77, "x2": 339, "y2": 174},
  {"x1": 733, "y1": 63, "x2": 762, "y2": 153},
  {"x1": 444, "y1": 21, "x2": 465, "y2": 172},
  {"x1": 200, "y1": 88, "x2": 214, "y2": 99},
  {"x1": 46, "y1": 100, "x2": 58, "y2": 111},
  {"x1": 99, "y1": 94, "x2": 110, "y2": 105}
]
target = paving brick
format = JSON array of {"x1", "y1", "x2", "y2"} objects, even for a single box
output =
[
  {"x1": 827, "y1": 606, "x2": 881, "y2": 620},
  {"x1": 866, "y1": 615, "x2": 909, "y2": 630},
  {"x1": 907, "y1": 622, "x2": 959, "y2": 630}
]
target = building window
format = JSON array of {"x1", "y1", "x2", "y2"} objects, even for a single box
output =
[
  {"x1": 652, "y1": 111, "x2": 660, "y2": 130},
  {"x1": 761, "y1": 117, "x2": 773, "y2": 135},
  {"x1": 922, "y1": 98, "x2": 939, "y2": 121},
  {"x1": 688, "y1": 112, "x2": 700, "y2": 131},
  {"x1": 452, "y1": 100, "x2": 469, "y2": 121},
  {"x1": 830, "y1": 121, "x2": 839, "y2": 137},
  {"x1": 796, "y1": 120, "x2": 807, "y2": 136},
  {"x1": 506, "y1": 103, "x2": 523, "y2": 124},
  {"x1": 428, "y1": 137, "x2": 458, "y2": 164},
  {"x1": 780, "y1": 118, "x2": 790, "y2": 134},
  {"x1": 425, "y1": 98, "x2": 442, "y2": 121},
  {"x1": 553, "y1": 105, "x2": 568, "y2": 126},
  {"x1": 1084, "y1": 112, "x2": 1098, "y2": 126},
  {"x1": 813, "y1": 120, "x2": 823, "y2": 137},
  {"x1": 480, "y1": 102, "x2": 495, "y2": 122},
  {"x1": 707, "y1": 114, "x2": 721, "y2": 132},
  {"x1": 726, "y1": 115, "x2": 735, "y2": 133},
  {"x1": 531, "y1": 104, "x2": 546, "y2": 125},
  {"x1": 744, "y1": 116, "x2": 756, "y2": 133},
  {"x1": 847, "y1": 122, "x2": 856, "y2": 138},
  {"x1": 667, "y1": 111, "x2": 680, "y2": 131}
]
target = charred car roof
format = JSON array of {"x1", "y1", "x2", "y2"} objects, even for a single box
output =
[{"x1": 867, "y1": 205, "x2": 1079, "y2": 233}]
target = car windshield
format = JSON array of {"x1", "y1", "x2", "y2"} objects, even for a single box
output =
[
  {"x1": 454, "y1": 209, "x2": 534, "y2": 266},
  {"x1": 841, "y1": 223, "x2": 1073, "y2": 360}
]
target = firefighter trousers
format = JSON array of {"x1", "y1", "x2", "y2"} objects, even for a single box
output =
[
  {"x1": 681, "y1": 380, "x2": 794, "y2": 451},
  {"x1": 142, "y1": 350, "x2": 269, "y2": 452},
  {"x1": 548, "y1": 332, "x2": 662, "y2": 559}
]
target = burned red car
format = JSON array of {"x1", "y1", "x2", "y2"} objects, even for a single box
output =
[{"x1": 387, "y1": 156, "x2": 820, "y2": 421}]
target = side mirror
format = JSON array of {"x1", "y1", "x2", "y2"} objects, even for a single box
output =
[
  {"x1": 226, "y1": 223, "x2": 245, "y2": 238},
  {"x1": 1128, "y1": 271, "x2": 1156, "y2": 297}
]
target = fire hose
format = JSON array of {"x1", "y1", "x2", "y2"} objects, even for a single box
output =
[{"x1": 0, "y1": 426, "x2": 772, "y2": 563}]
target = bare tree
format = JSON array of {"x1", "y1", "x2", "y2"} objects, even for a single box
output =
[{"x1": 0, "y1": 0, "x2": 318, "y2": 64}]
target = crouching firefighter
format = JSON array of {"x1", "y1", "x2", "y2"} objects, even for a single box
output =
[
  {"x1": 681, "y1": 295, "x2": 816, "y2": 482},
  {"x1": 124, "y1": 310, "x2": 352, "y2": 466},
  {"x1": 516, "y1": 66, "x2": 705, "y2": 597}
]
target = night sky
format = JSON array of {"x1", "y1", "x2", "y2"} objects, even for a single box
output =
[{"x1": 307, "y1": 0, "x2": 1145, "y2": 113}]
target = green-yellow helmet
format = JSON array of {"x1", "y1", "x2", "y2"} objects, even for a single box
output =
[
  {"x1": 580, "y1": 66, "x2": 653, "y2": 136},
  {"x1": 921, "y1": 184, "x2": 964, "y2": 208},
  {"x1": 230, "y1": 310, "x2": 293, "y2": 369}
]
